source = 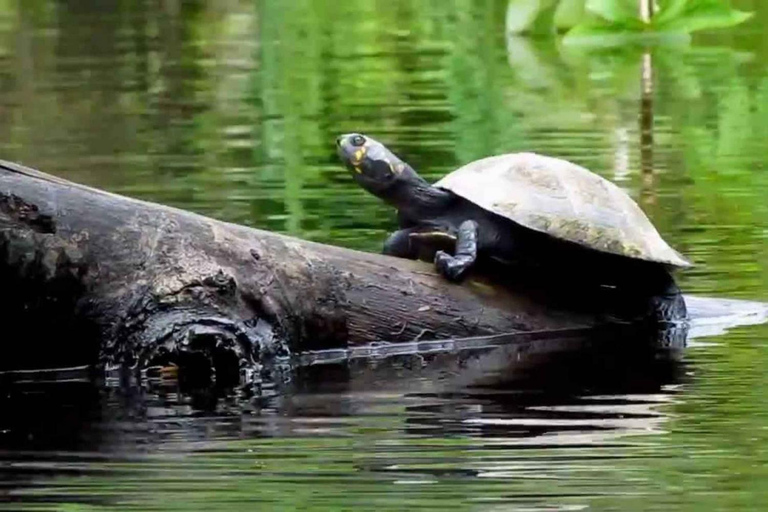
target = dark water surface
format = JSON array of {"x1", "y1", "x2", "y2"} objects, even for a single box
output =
[{"x1": 2, "y1": 0, "x2": 768, "y2": 510}]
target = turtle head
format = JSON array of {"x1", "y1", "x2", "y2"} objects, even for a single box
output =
[{"x1": 336, "y1": 133, "x2": 416, "y2": 196}]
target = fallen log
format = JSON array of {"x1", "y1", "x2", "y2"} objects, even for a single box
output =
[{"x1": 0, "y1": 159, "x2": 663, "y2": 384}]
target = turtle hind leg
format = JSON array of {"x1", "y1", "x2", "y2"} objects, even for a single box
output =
[
  {"x1": 434, "y1": 220, "x2": 478, "y2": 283},
  {"x1": 639, "y1": 267, "x2": 687, "y2": 323},
  {"x1": 649, "y1": 276, "x2": 687, "y2": 323}
]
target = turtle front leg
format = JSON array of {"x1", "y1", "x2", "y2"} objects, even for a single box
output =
[
  {"x1": 434, "y1": 220, "x2": 478, "y2": 282},
  {"x1": 383, "y1": 228, "x2": 419, "y2": 259}
]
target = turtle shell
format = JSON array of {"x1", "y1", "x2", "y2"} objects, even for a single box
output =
[{"x1": 434, "y1": 153, "x2": 691, "y2": 268}]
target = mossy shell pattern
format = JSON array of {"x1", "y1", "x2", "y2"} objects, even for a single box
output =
[{"x1": 434, "y1": 153, "x2": 691, "y2": 268}]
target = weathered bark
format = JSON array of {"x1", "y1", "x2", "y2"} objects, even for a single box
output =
[{"x1": 0, "y1": 159, "x2": 652, "y2": 383}]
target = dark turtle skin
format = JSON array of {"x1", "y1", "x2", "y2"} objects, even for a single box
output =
[{"x1": 336, "y1": 133, "x2": 687, "y2": 322}]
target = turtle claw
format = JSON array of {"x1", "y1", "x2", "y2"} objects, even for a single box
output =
[{"x1": 434, "y1": 250, "x2": 469, "y2": 283}]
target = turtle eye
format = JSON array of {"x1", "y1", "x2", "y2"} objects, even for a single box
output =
[{"x1": 351, "y1": 135, "x2": 366, "y2": 147}]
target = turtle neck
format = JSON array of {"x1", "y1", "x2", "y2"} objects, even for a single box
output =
[{"x1": 383, "y1": 169, "x2": 454, "y2": 221}]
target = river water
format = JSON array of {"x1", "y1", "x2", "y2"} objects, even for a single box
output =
[{"x1": 2, "y1": 0, "x2": 768, "y2": 510}]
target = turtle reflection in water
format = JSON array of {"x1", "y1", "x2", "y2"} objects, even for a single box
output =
[{"x1": 336, "y1": 133, "x2": 690, "y2": 323}]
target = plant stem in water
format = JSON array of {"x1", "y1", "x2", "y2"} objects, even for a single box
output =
[
  {"x1": 640, "y1": 52, "x2": 655, "y2": 206},
  {"x1": 639, "y1": 0, "x2": 654, "y2": 23}
]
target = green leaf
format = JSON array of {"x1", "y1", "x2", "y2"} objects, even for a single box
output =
[
  {"x1": 563, "y1": 17, "x2": 695, "y2": 46},
  {"x1": 653, "y1": 0, "x2": 753, "y2": 32},
  {"x1": 566, "y1": 19, "x2": 636, "y2": 36},
  {"x1": 565, "y1": 1, "x2": 646, "y2": 40},
  {"x1": 654, "y1": 0, "x2": 693, "y2": 25},
  {"x1": 584, "y1": 0, "x2": 641, "y2": 24},
  {"x1": 506, "y1": 0, "x2": 546, "y2": 34},
  {"x1": 562, "y1": 17, "x2": 647, "y2": 47},
  {"x1": 553, "y1": 0, "x2": 586, "y2": 30}
]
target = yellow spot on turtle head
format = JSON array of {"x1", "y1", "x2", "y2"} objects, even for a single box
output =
[
  {"x1": 353, "y1": 147, "x2": 367, "y2": 164},
  {"x1": 353, "y1": 166, "x2": 362, "y2": 174},
  {"x1": 390, "y1": 162, "x2": 405, "y2": 175}
]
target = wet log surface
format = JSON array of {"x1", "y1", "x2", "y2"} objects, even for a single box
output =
[{"x1": 0, "y1": 159, "x2": 671, "y2": 384}]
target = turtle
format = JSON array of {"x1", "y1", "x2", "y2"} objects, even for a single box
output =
[{"x1": 335, "y1": 133, "x2": 691, "y2": 322}]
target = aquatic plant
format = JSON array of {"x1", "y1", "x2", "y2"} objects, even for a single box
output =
[{"x1": 507, "y1": 0, "x2": 753, "y2": 40}]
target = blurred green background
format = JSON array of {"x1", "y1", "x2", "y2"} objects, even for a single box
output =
[{"x1": 0, "y1": 0, "x2": 763, "y2": 301}]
